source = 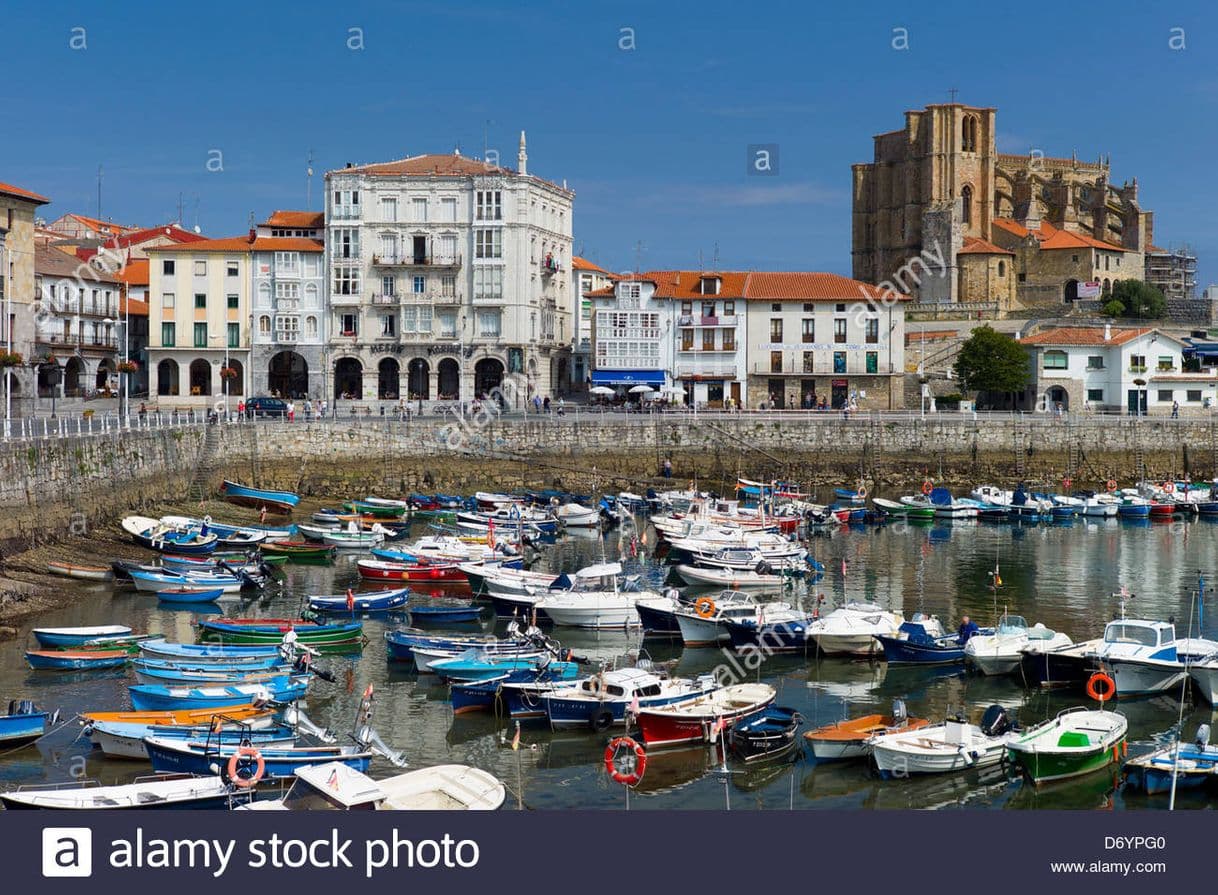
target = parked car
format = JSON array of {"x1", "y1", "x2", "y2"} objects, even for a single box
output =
[{"x1": 244, "y1": 396, "x2": 288, "y2": 418}]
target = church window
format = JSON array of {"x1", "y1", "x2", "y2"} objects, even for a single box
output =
[{"x1": 960, "y1": 185, "x2": 973, "y2": 225}]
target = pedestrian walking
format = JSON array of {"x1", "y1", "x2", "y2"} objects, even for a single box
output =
[
  {"x1": 287, "y1": 400, "x2": 295, "y2": 422},
  {"x1": 662, "y1": 457, "x2": 672, "y2": 479}
]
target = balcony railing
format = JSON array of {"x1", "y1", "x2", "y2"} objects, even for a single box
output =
[
  {"x1": 331, "y1": 205, "x2": 361, "y2": 220},
  {"x1": 750, "y1": 361, "x2": 891, "y2": 376},
  {"x1": 330, "y1": 293, "x2": 361, "y2": 305},
  {"x1": 371, "y1": 254, "x2": 461, "y2": 268},
  {"x1": 370, "y1": 293, "x2": 399, "y2": 305},
  {"x1": 676, "y1": 364, "x2": 738, "y2": 378},
  {"x1": 403, "y1": 289, "x2": 463, "y2": 304},
  {"x1": 1130, "y1": 365, "x2": 1148, "y2": 373},
  {"x1": 41, "y1": 334, "x2": 119, "y2": 349},
  {"x1": 274, "y1": 330, "x2": 298, "y2": 343}
]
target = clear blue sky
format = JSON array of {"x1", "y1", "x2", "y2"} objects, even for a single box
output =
[{"x1": 2, "y1": 1, "x2": 1214, "y2": 284}]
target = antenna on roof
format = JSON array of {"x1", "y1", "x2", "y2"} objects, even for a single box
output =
[
  {"x1": 947, "y1": 86, "x2": 959, "y2": 103},
  {"x1": 634, "y1": 240, "x2": 644, "y2": 276},
  {"x1": 712, "y1": 241, "x2": 720, "y2": 270},
  {"x1": 306, "y1": 148, "x2": 315, "y2": 210},
  {"x1": 176, "y1": 192, "x2": 184, "y2": 227},
  {"x1": 96, "y1": 164, "x2": 103, "y2": 220}
]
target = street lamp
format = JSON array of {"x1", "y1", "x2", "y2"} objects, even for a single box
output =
[
  {"x1": 209, "y1": 333, "x2": 230, "y2": 419},
  {"x1": 103, "y1": 315, "x2": 128, "y2": 424}
]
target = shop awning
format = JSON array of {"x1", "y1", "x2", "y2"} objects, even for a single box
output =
[{"x1": 590, "y1": 370, "x2": 665, "y2": 386}]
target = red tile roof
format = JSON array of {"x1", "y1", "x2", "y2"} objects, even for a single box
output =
[
  {"x1": 145, "y1": 236, "x2": 323, "y2": 253},
  {"x1": 104, "y1": 224, "x2": 208, "y2": 251},
  {"x1": 743, "y1": 271, "x2": 908, "y2": 302},
  {"x1": 35, "y1": 244, "x2": 120, "y2": 281},
  {"x1": 120, "y1": 297, "x2": 149, "y2": 316},
  {"x1": 1019, "y1": 326, "x2": 1164, "y2": 347},
  {"x1": 991, "y1": 218, "x2": 1127, "y2": 253},
  {"x1": 572, "y1": 256, "x2": 613, "y2": 274},
  {"x1": 61, "y1": 213, "x2": 133, "y2": 235},
  {"x1": 958, "y1": 236, "x2": 1014, "y2": 255},
  {"x1": 114, "y1": 259, "x2": 149, "y2": 286},
  {"x1": 337, "y1": 153, "x2": 572, "y2": 193},
  {"x1": 0, "y1": 181, "x2": 50, "y2": 205},
  {"x1": 262, "y1": 210, "x2": 324, "y2": 229}
]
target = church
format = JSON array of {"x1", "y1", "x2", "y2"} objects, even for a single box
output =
[{"x1": 851, "y1": 101, "x2": 1153, "y2": 313}]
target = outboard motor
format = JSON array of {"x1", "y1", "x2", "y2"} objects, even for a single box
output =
[
  {"x1": 755, "y1": 560, "x2": 772, "y2": 575},
  {"x1": 1196, "y1": 723, "x2": 1211, "y2": 750},
  {"x1": 979, "y1": 704, "x2": 1013, "y2": 737},
  {"x1": 892, "y1": 698, "x2": 907, "y2": 725}
]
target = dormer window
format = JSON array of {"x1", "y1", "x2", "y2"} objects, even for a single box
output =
[{"x1": 699, "y1": 276, "x2": 720, "y2": 296}]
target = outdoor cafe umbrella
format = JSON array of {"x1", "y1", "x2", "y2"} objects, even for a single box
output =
[
  {"x1": 590, "y1": 386, "x2": 616, "y2": 396},
  {"x1": 628, "y1": 384, "x2": 655, "y2": 394}
]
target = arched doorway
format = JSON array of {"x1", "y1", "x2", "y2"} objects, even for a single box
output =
[
  {"x1": 1064, "y1": 279, "x2": 1079, "y2": 302},
  {"x1": 334, "y1": 357, "x2": 362, "y2": 399},
  {"x1": 474, "y1": 357, "x2": 504, "y2": 398},
  {"x1": 189, "y1": 359, "x2": 212, "y2": 396},
  {"x1": 37, "y1": 362, "x2": 60, "y2": 398},
  {"x1": 437, "y1": 358, "x2": 460, "y2": 399},
  {"x1": 268, "y1": 351, "x2": 308, "y2": 398},
  {"x1": 63, "y1": 357, "x2": 83, "y2": 397},
  {"x1": 95, "y1": 359, "x2": 114, "y2": 391},
  {"x1": 1046, "y1": 386, "x2": 1069, "y2": 413},
  {"x1": 224, "y1": 358, "x2": 244, "y2": 396},
  {"x1": 157, "y1": 359, "x2": 179, "y2": 396},
  {"x1": 377, "y1": 358, "x2": 400, "y2": 400},
  {"x1": 556, "y1": 358, "x2": 569, "y2": 395},
  {"x1": 407, "y1": 358, "x2": 429, "y2": 399}
]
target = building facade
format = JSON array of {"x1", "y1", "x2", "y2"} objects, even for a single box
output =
[
  {"x1": 114, "y1": 260, "x2": 150, "y2": 395},
  {"x1": 323, "y1": 135, "x2": 574, "y2": 408},
  {"x1": 590, "y1": 276, "x2": 673, "y2": 395},
  {"x1": 852, "y1": 101, "x2": 1153, "y2": 311},
  {"x1": 1019, "y1": 325, "x2": 1213, "y2": 415},
  {"x1": 743, "y1": 272, "x2": 907, "y2": 410},
  {"x1": 1144, "y1": 245, "x2": 1197, "y2": 301},
  {"x1": 146, "y1": 237, "x2": 255, "y2": 408},
  {"x1": 248, "y1": 212, "x2": 326, "y2": 400},
  {"x1": 571, "y1": 256, "x2": 618, "y2": 391},
  {"x1": 32, "y1": 245, "x2": 121, "y2": 401},
  {"x1": 0, "y1": 181, "x2": 51, "y2": 410}
]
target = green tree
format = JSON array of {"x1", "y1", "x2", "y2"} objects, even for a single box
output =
[
  {"x1": 953, "y1": 325, "x2": 1030, "y2": 408},
  {"x1": 1109, "y1": 280, "x2": 1166, "y2": 319},
  {"x1": 1102, "y1": 299, "x2": 1126, "y2": 317}
]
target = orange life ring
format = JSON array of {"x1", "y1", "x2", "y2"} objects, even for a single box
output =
[
  {"x1": 1086, "y1": 671, "x2": 1115, "y2": 703},
  {"x1": 921, "y1": 480, "x2": 933, "y2": 495},
  {"x1": 603, "y1": 736, "x2": 647, "y2": 786},
  {"x1": 1106, "y1": 479, "x2": 1117, "y2": 492},
  {"x1": 1163, "y1": 481, "x2": 1175, "y2": 493},
  {"x1": 695, "y1": 597, "x2": 717, "y2": 618},
  {"x1": 227, "y1": 746, "x2": 265, "y2": 788},
  {"x1": 856, "y1": 485, "x2": 868, "y2": 499}
]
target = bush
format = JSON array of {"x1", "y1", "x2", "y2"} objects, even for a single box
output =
[{"x1": 1102, "y1": 299, "x2": 1126, "y2": 317}]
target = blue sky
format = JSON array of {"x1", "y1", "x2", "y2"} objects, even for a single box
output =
[{"x1": 2, "y1": 0, "x2": 1215, "y2": 284}]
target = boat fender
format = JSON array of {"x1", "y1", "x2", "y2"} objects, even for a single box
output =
[
  {"x1": 1086, "y1": 671, "x2": 1115, "y2": 703},
  {"x1": 590, "y1": 709, "x2": 615, "y2": 732},
  {"x1": 604, "y1": 736, "x2": 647, "y2": 786},
  {"x1": 227, "y1": 746, "x2": 265, "y2": 788}
]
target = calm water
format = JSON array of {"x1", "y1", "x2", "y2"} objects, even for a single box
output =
[{"x1": 5, "y1": 514, "x2": 1218, "y2": 810}]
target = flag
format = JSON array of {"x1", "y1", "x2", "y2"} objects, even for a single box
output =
[
  {"x1": 346, "y1": 588, "x2": 355, "y2": 612},
  {"x1": 259, "y1": 506, "x2": 267, "y2": 523},
  {"x1": 629, "y1": 694, "x2": 640, "y2": 716},
  {"x1": 511, "y1": 722, "x2": 520, "y2": 751},
  {"x1": 487, "y1": 518, "x2": 496, "y2": 550},
  {"x1": 840, "y1": 558, "x2": 848, "y2": 578},
  {"x1": 711, "y1": 716, "x2": 726, "y2": 740},
  {"x1": 327, "y1": 768, "x2": 340, "y2": 790},
  {"x1": 994, "y1": 573, "x2": 1003, "y2": 587}
]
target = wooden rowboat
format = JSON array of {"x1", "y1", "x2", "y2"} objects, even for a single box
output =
[
  {"x1": 357, "y1": 559, "x2": 466, "y2": 582},
  {"x1": 220, "y1": 480, "x2": 300, "y2": 514},
  {"x1": 803, "y1": 707, "x2": 929, "y2": 761},
  {"x1": 26, "y1": 649, "x2": 130, "y2": 671},
  {"x1": 46, "y1": 560, "x2": 113, "y2": 581},
  {"x1": 82, "y1": 705, "x2": 268, "y2": 726},
  {"x1": 260, "y1": 541, "x2": 336, "y2": 561}
]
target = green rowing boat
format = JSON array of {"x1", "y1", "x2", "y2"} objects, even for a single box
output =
[{"x1": 1005, "y1": 707, "x2": 1127, "y2": 784}]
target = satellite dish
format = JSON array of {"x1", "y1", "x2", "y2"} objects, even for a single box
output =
[{"x1": 193, "y1": 225, "x2": 201, "y2": 234}]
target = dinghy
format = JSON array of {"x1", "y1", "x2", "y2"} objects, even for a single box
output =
[
  {"x1": 88, "y1": 719, "x2": 296, "y2": 760},
  {"x1": 157, "y1": 587, "x2": 225, "y2": 604},
  {"x1": 0, "y1": 700, "x2": 52, "y2": 747},
  {"x1": 870, "y1": 705, "x2": 1015, "y2": 777},
  {"x1": 197, "y1": 618, "x2": 363, "y2": 646},
  {"x1": 241, "y1": 761, "x2": 506, "y2": 811},
  {"x1": 26, "y1": 650, "x2": 129, "y2": 671},
  {"x1": 0, "y1": 774, "x2": 239, "y2": 810},
  {"x1": 727, "y1": 706, "x2": 802, "y2": 762},
  {"x1": 1124, "y1": 728, "x2": 1218, "y2": 794},
  {"x1": 803, "y1": 700, "x2": 927, "y2": 761},
  {"x1": 32, "y1": 625, "x2": 132, "y2": 648},
  {"x1": 1005, "y1": 707, "x2": 1127, "y2": 784},
  {"x1": 46, "y1": 560, "x2": 113, "y2": 581},
  {"x1": 127, "y1": 676, "x2": 309, "y2": 711},
  {"x1": 408, "y1": 603, "x2": 482, "y2": 624},
  {"x1": 307, "y1": 588, "x2": 409, "y2": 613},
  {"x1": 220, "y1": 480, "x2": 300, "y2": 513},
  {"x1": 636, "y1": 683, "x2": 776, "y2": 747}
]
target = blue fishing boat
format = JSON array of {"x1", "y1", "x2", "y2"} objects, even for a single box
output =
[
  {"x1": 128, "y1": 676, "x2": 309, "y2": 711},
  {"x1": 541, "y1": 669, "x2": 719, "y2": 730},
  {"x1": 384, "y1": 629, "x2": 526, "y2": 662},
  {"x1": 728, "y1": 705, "x2": 803, "y2": 762},
  {"x1": 26, "y1": 650, "x2": 130, "y2": 671},
  {"x1": 157, "y1": 587, "x2": 225, "y2": 604},
  {"x1": 88, "y1": 720, "x2": 298, "y2": 760},
  {"x1": 220, "y1": 480, "x2": 300, "y2": 513},
  {"x1": 874, "y1": 617, "x2": 973, "y2": 665},
  {"x1": 1124, "y1": 735, "x2": 1218, "y2": 794},
  {"x1": 132, "y1": 664, "x2": 293, "y2": 686},
  {"x1": 135, "y1": 655, "x2": 288, "y2": 673},
  {"x1": 450, "y1": 668, "x2": 568, "y2": 715},
  {"x1": 122, "y1": 515, "x2": 220, "y2": 554},
  {"x1": 407, "y1": 603, "x2": 482, "y2": 624},
  {"x1": 307, "y1": 588, "x2": 410, "y2": 613},
  {"x1": 129, "y1": 568, "x2": 244, "y2": 594},
  {"x1": 32, "y1": 625, "x2": 132, "y2": 648},
  {"x1": 144, "y1": 737, "x2": 371, "y2": 779},
  {"x1": 721, "y1": 615, "x2": 817, "y2": 652},
  {"x1": 0, "y1": 700, "x2": 51, "y2": 746},
  {"x1": 138, "y1": 640, "x2": 282, "y2": 662},
  {"x1": 833, "y1": 487, "x2": 866, "y2": 505},
  {"x1": 430, "y1": 652, "x2": 577, "y2": 683},
  {"x1": 197, "y1": 619, "x2": 363, "y2": 646}
]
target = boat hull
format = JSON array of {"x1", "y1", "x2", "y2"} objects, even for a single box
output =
[
  {"x1": 221, "y1": 480, "x2": 300, "y2": 513},
  {"x1": 144, "y1": 738, "x2": 370, "y2": 779},
  {"x1": 0, "y1": 710, "x2": 49, "y2": 746}
]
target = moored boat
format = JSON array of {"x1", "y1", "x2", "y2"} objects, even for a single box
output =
[
  {"x1": 307, "y1": 588, "x2": 409, "y2": 613},
  {"x1": 803, "y1": 701, "x2": 927, "y2": 761},
  {"x1": 221, "y1": 480, "x2": 300, "y2": 513},
  {"x1": 25, "y1": 649, "x2": 129, "y2": 671},
  {"x1": 46, "y1": 560, "x2": 113, "y2": 581},
  {"x1": 127, "y1": 676, "x2": 310, "y2": 711},
  {"x1": 727, "y1": 705, "x2": 802, "y2": 762},
  {"x1": 869, "y1": 705, "x2": 1015, "y2": 777},
  {"x1": 0, "y1": 700, "x2": 52, "y2": 747},
  {"x1": 197, "y1": 618, "x2": 363, "y2": 646},
  {"x1": 0, "y1": 774, "x2": 240, "y2": 810},
  {"x1": 636, "y1": 683, "x2": 776, "y2": 747},
  {"x1": 1005, "y1": 707, "x2": 1127, "y2": 785},
  {"x1": 32, "y1": 625, "x2": 132, "y2": 648}
]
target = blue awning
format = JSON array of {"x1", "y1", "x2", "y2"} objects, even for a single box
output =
[{"x1": 590, "y1": 370, "x2": 665, "y2": 386}]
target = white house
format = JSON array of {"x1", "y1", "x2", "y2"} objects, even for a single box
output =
[
  {"x1": 589, "y1": 276, "x2": 673, "y2": 396},
  {"x1": 570, "y1": 256, "x2": 618, "y2": 391},
  {"x1": 1020, "y1": 324, "x2": 1218, "y2": 415},
  {"x1": 323, "y1": 133, "x2": 574, "y2": 407}
]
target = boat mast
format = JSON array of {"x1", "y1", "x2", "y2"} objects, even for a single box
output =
[{"x1": 1169, "y1": 576, "x2": 1203, "y2": 809}]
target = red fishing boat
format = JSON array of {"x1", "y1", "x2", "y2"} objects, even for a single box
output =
[
  {"x1": 636, "y1": 683, "x2": 775, "y2": 748},
  {"x1": 357, "y1": 559, "x2": 466, "y2": 582}
]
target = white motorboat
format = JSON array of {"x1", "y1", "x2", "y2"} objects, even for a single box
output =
[
  {"x1": 321, "y1": 528, "x2": 387, "y2": 549},
  {"x1": 1092, "y1": 617, "x2": 1218, "y2": 697},
  {"x1": 964, "y1": 615, "x2": 1072, "y2": 676},
  {"x1": 673, "y1": 564, "x2": 787, "y2": 590},
  {"x1": 1188, "y1": 653, "x2": 1218, "y2": 704},
  {"x1": 541, "y1": 668, "x2": 718, "y2": 730},
  {"x1": 555, "y1": 503, "x2": 601, "y2": 528},
  {"x1": 474, "y1": 566, "x2": 561, "y2": 597},
  {"x1": 673, "y1": 590, "x2": 795, "y2": 647},
  {"x1": 534, "y1": 592, "x2": 644, "y2": 629},
  {"x1": 683, "y1": 544, "x2": 807, "y2": 570},
  {"x1": 1052, "y1": 494, "x2": 1119, "y2": 517},
  {"x1": 241, "y1": 761, "x2": 506, "y2": 810},
  {"x1": 805, "y1": 602, "x2": 903, "y2": 656},
  {"x1": 870, "y1": 706, "x2": 1015, "y2": 777}
]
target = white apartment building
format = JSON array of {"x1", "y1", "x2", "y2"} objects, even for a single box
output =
[
  {"x1": 323, "y1": 133, "x2": 574, "y2": 406},
  {"x1": 248, "y1": 212, "x2": 326, "y2": 399},
  {"x1": 590, "y1": 276, "x2": 673, "y2": 394}
]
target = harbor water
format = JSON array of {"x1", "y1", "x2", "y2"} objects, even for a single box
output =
[{"x1": 4, "y1": 514, "x2": 1218, "y2": 810}]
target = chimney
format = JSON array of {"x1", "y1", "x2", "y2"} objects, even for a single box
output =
[
  {"x1": 1104, "y1": 323, "x2": 1111, "y2": 342},
  {"x1": 248, "y1": 227, "x2": 256, "y2": 244},
  {"x1": 517, "y1": 130, "x2": 528, "y2": 176}
]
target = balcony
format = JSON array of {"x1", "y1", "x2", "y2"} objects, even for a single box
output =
[
  {"x1": 331, "y1": 205, "x2": 361, "y2": 220},
  {"x1": 371, "y1": 254, "x2": 461, "y2": 269},
  {"x1": 274, "y1": 330, "x2": 298, "y2": 343},
  {"x1": 676, "y1": 364, "x2": 739, "y2": 378},
  {"x1": 330, "y1": 293, "x2": 362, "y2": 306},
  {"x1": 750, "y1": 361, "x2": 891, "y2": 377},
  {"x1": 402, "y1": 289, "x2": 463, "y2": 305},
  {"x1": 540, "y1": 257, "x2": 562, "y2": 277},
  {"x1": 1129, "y1": 365, "x2": 1148, "y2": 374},
  {"x1": 370, "y1": 293, "x2": 399, "y2": 305},
  {"x1": 471, "y1": 292, "x2": 505, "y2": 306}
]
